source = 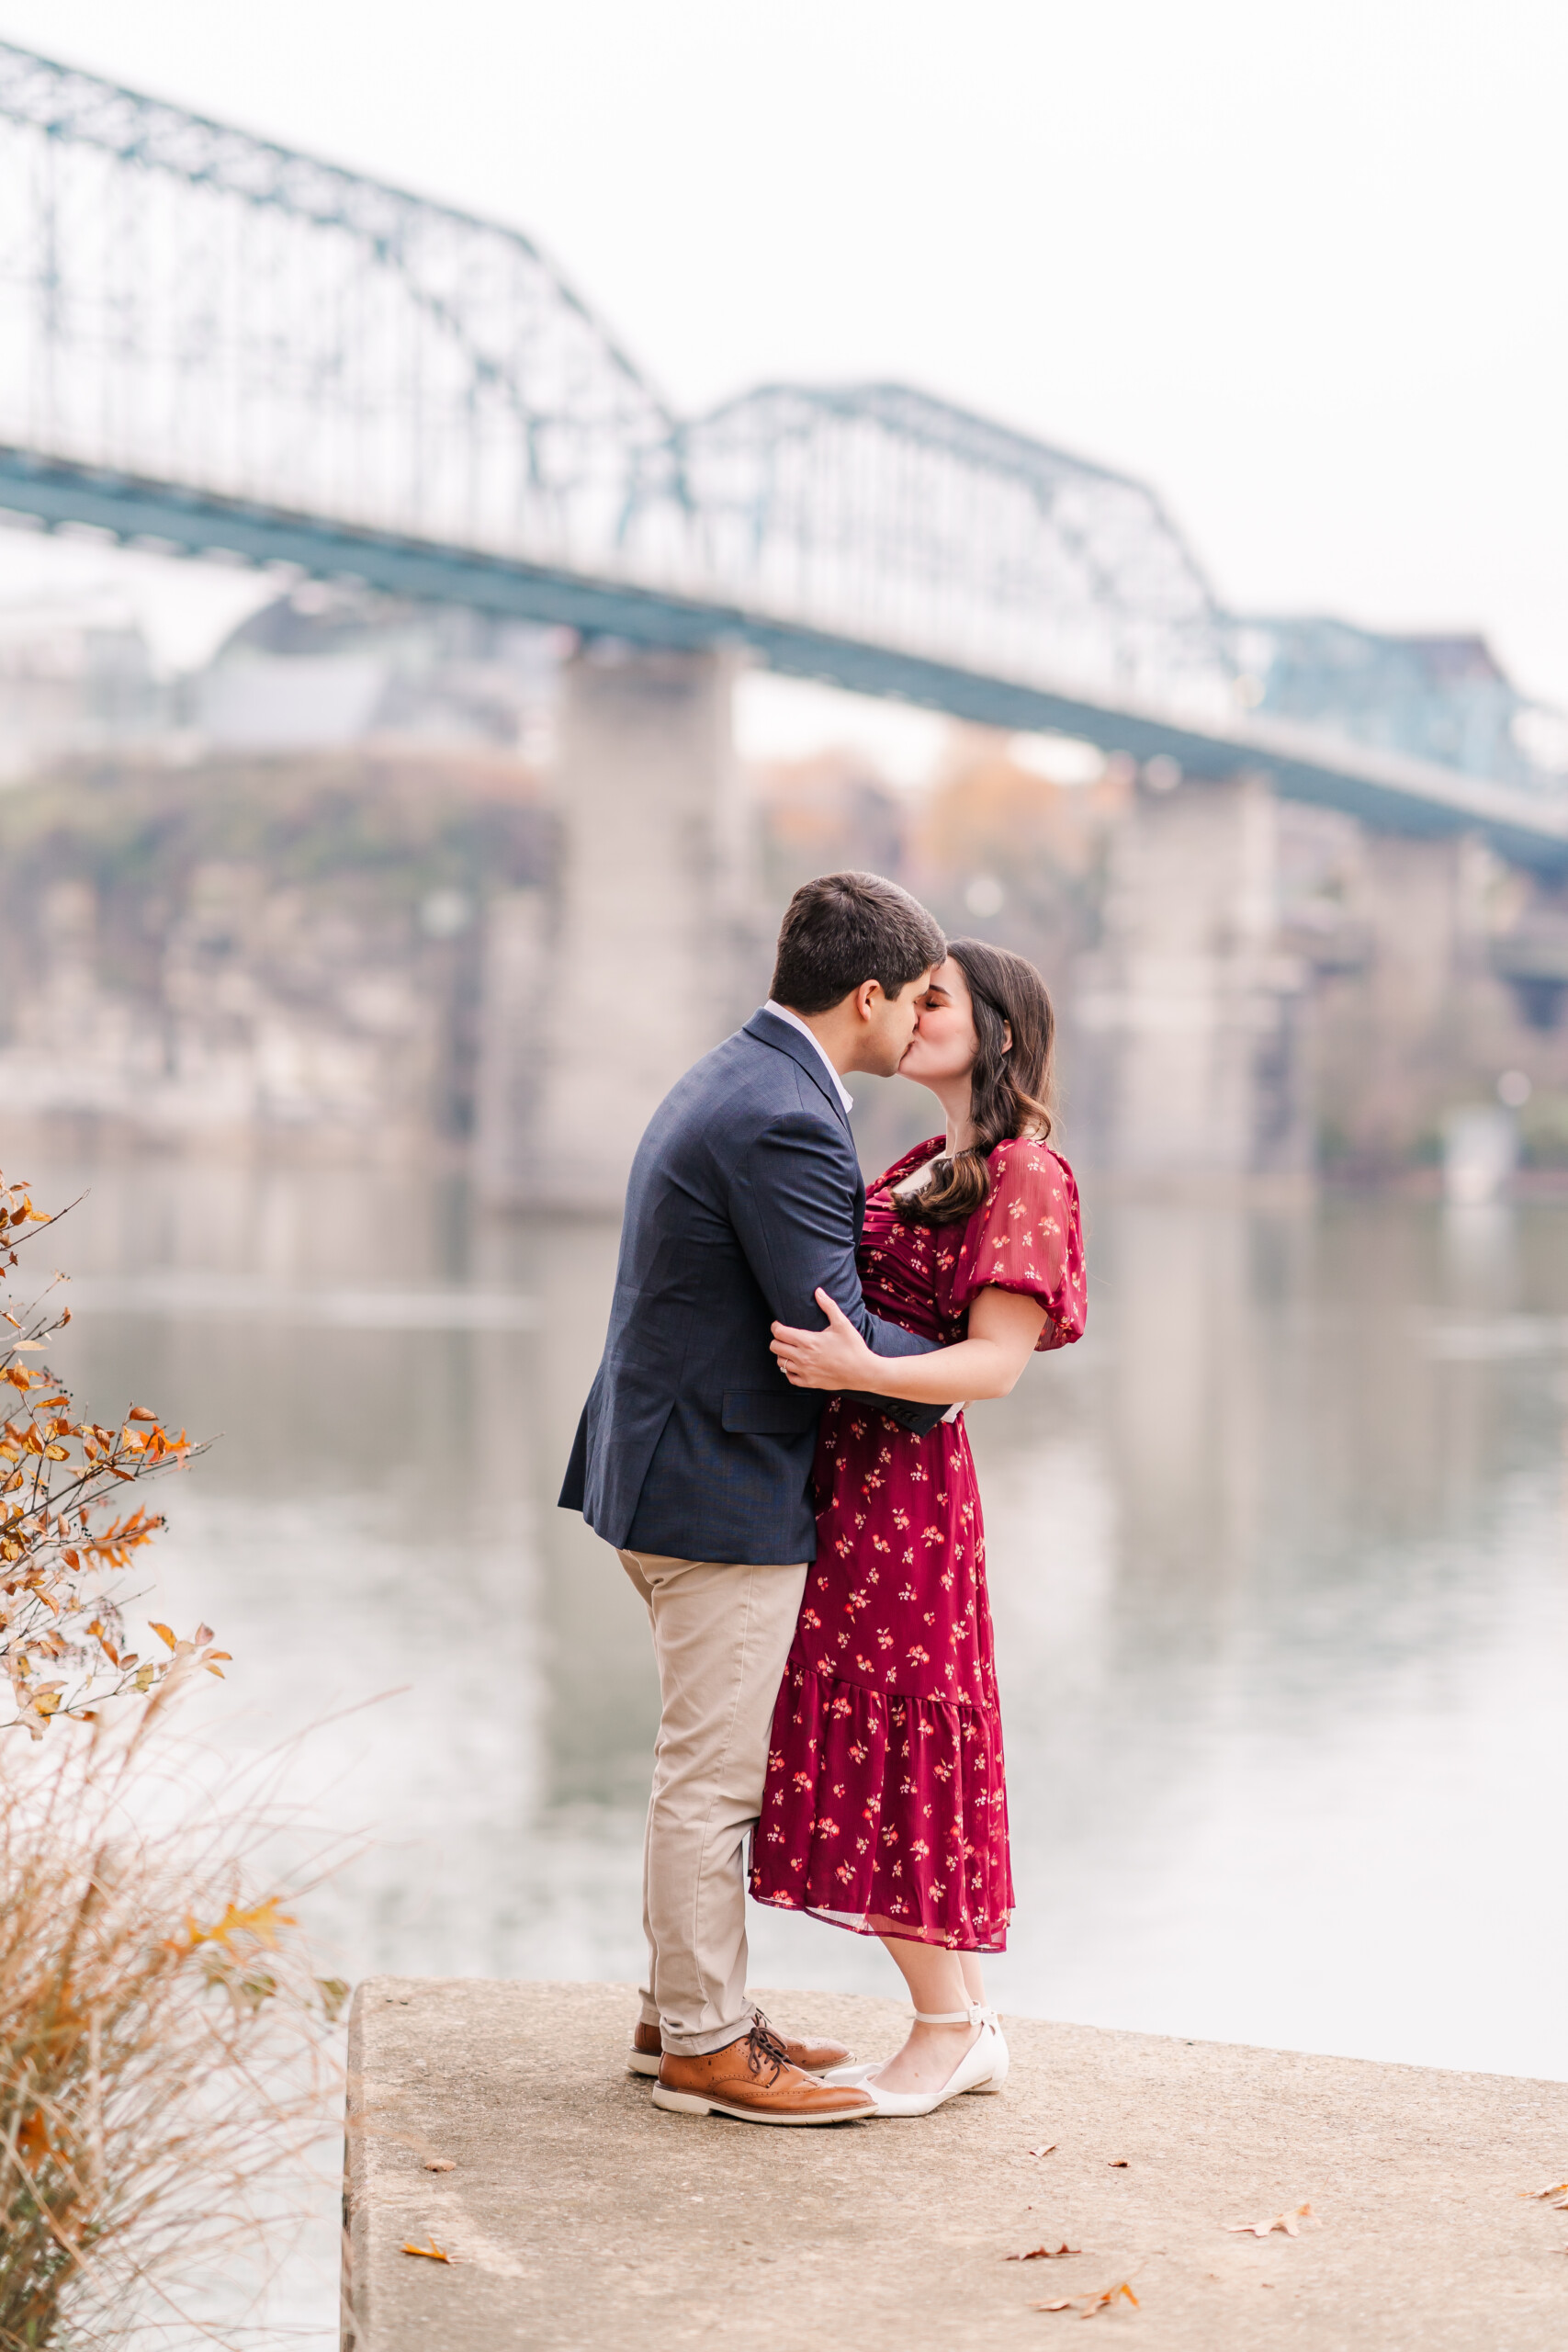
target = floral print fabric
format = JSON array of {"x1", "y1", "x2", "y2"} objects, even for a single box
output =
[{"x1": 750, "y1": 1136, "x2": 1085, "y2": 1950}]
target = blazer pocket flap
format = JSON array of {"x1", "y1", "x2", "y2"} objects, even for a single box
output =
[{"x1": 721, "y1": 1388, "x2": 820, "y2": 1435}]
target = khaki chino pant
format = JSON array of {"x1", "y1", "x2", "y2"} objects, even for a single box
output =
[{"x1": 618, "y1": 1549, "x2": 808, "y2": 2057}]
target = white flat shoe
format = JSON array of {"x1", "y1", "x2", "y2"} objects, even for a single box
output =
[
  {"x1": 818, "y1": 2060, "x2": 875, "y2": 2085},
  {"x1": 966, "y1": 2006, "x2": 1009, "y2": 2094},
  {"x1": 860, "y1": 2005, "x2": 1002, "y2": 2118}
]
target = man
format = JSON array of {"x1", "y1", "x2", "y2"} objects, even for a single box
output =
[{"x1": 559, "y1": 871, "x2": 947, "y2": 2125}]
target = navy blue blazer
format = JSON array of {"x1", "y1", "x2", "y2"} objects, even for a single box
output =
[{"x1": 558, "y1": 1008, "x2": 940, "y2": 1565}]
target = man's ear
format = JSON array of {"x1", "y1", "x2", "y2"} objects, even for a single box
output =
[{"x1": 856, "y1": 978, "x2": 882, "y2": 1021}]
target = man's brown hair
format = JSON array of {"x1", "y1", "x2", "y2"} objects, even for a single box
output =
[{"x1": 770, "y1": 872, "x2": 946, "y2": 1015}]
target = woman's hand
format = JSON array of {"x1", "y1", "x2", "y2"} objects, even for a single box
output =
[
  {"x1": 772, "y1": 1283, "x2": 1047, "y2": 1405},
  {"x1": 771, "y1": 1288, "x2": 879, "y2": 1391}
]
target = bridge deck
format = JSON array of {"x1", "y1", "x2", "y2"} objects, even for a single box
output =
[{"x1": 6, "y1": 446, "x2": 1566, "y2": 873}]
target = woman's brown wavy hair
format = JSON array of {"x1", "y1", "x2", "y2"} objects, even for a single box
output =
[{"x1": 895, "y1": 937, "x2": 1055, "y2": 1228}]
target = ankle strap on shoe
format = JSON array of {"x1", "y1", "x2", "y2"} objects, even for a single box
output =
[{"x1": 912, "y1": 2003, "x2": 985, "y2": 2026}]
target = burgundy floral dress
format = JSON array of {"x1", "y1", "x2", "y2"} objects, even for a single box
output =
[{"x1": 750, "y1": 1135, "x2": 1086, "y2": 1951}]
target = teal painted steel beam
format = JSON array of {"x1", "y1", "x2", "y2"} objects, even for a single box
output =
[{"x1": 4, "y1": 445, "x2": 1566, "y2": 874}]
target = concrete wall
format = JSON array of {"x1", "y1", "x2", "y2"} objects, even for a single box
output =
[{"x1": 0, "y1": 749, "x2": 549, "y2": 1163}]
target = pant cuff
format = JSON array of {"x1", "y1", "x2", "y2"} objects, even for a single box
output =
[{"x1": 660, "y1": 2016, "x2": 755, "y2": 2059}]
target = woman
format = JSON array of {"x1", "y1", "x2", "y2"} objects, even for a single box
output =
[{"x1": 751, "y1": 938, "x2": 1086, "y2": 2116}]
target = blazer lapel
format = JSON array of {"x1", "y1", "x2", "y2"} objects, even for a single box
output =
[{"x1": 743, "y1": 1008, "x2": 854, "y2": 1137}]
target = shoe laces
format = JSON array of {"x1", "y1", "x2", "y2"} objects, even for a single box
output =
[{"x1": 743, "y1": 2011, "x2": 790, "y2": 2083}]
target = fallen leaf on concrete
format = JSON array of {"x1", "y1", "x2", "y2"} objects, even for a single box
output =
[
  {"x1": 423, "y1": 2157, "x2": 457, "y2": 2172},
  {"x1": 1031, "y1": 2280, "x2": 1140, "y2": 2316},
  {"x1": 1521, "y1": 2182, "x2": 1568, "y2": 2209},
  {"x1": 1108, "y1": 2159, "x2": 1128, "y2": 2168},
  {"x1": 1224, "y1": 2202, "x2": 1316, "y2": 2239},
  {"x1": 401, "y1": 2239, "x2": 453, "y2": 2262},
  {"x1": 1027, "y1": 2143, "x2": 1058, "y2": 2159},
  {"x1": 1007, "y1": 2244, "x2": 1081, "y2": 2262}
]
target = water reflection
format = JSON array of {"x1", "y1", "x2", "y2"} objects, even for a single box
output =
[{"x1": 28, "y1": 1158, "x2": 1568, "y2": 2088}]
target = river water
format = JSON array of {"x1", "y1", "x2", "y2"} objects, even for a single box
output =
[{"x1": 22, "y1": 1150, "x2": 1568, "y2": 2331}]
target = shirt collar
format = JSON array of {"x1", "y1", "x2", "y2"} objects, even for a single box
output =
[{"x1": 762, "y1": 1000, "x2": 854, "y2": 1113}]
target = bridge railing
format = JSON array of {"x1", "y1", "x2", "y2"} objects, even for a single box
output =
[
  {"x1": 1, "y1": 37, "x2": 1566, "y2": 828},
  {"x1": 0, "y1": 40, "x2": 670, "y2": 573}
]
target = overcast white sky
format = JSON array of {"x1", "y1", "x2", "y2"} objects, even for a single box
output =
[{"x1": 2, "y1": 0, "x2": 1565, "y2": 746}]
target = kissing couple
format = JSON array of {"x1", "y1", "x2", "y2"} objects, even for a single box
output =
[{"x1": 560, "y1": 871, "x2": 1085, "y2": 2124}]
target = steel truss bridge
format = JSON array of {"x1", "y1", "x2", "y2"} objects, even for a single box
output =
[{"x1": 2, "y1": 39, "x2": 1566, "y2": 870}]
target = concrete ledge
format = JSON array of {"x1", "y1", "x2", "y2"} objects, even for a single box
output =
[{"x1": 343, "y1": 1977, "x2": 1568, "y2": 2349}]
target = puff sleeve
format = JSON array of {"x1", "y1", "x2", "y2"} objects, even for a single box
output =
[{"x1": 938, "y1": 1138, "x2": 1086, "y2": 1351}]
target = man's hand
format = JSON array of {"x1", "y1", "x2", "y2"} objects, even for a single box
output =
[{"x1": 771, "y1": 1288, "x2": 880, "y2": 1391}]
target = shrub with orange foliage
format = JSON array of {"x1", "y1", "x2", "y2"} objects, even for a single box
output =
[
  {"x1": 1, "y1": 1172, "x2": 345, "y2": 2351},
  {"x1": 1, "y1": 1173, "x2": 228, "y2": 1736}
]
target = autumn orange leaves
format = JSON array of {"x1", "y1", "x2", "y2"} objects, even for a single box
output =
[
  {"x1": 1, "y1": 1168, "x2": 348, "y2": 2349},
  {"x1": 1006, "y1": 2142, "x2": 1326, "y2": 2319},
  {"x1": 1224, "y1": 2199, "x2": 1317, "y2": 2239},
  {"x1": 1, "y1": 1170, "x2": 224, "y2": 1737},
  {"x1": 0, "y1": 1722, "x2": 346, "y2": 2347},
  {"x1": 1031, "y1": 2278, "x2": 1140, "y2": 2317},
  {"x1": 1003, "y1": 2224, "x2": 1142, "y2": 2320}
]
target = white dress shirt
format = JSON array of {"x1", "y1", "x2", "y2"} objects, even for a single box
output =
[{"x1": 762, "y1": 1000, "x2": 854, "y2": 1114}]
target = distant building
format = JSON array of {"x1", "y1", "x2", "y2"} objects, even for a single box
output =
[
  {"x1": 192, "y1": 585, "x2": 564, "y2": 759},
  {"x1": 0, "y1": 595, "x2": 162, "y2": 781}
]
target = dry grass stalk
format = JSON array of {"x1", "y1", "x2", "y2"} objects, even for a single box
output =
[
  {"x1": 1, "y1": 1172, "x2": 347, "y2": 2346},
  {"x1": 1, "y1": 1698, "x2": 349, "y2": 2348}
]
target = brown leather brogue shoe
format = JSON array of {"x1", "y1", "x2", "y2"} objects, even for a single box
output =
[
  {"x1": 628, "y1": 2007, "x2": 854, "y2": 2079},
  {"x1": 627, "y1": 2021, "x2": 663, "y2": 2077},
  {"x1": 749, "y1": 2007, "x2": 855, "y2": 2075},
  {"x1": 650, "y1": 2018, "x2": 875, "y2": 2126}
]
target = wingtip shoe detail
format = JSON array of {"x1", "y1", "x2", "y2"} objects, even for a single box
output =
[
  {"x1": 628, "y1": 2008, "x2": 854, "y2": 2081},
  {"x1": 649, "y1": 2018, "x2": 874, "y2": 2126}
]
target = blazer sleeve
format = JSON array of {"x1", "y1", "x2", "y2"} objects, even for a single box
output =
[
  {"x1": 730, "y1": 1112, "x2": 934, "y2": 1358},
  {"x1": 730, "y1": 1115, "x2": 945, "y2": 1436}
]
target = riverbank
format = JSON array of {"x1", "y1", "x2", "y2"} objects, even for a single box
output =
[{"x1": 342, "y1": 1978, "x2": 1568, "y2": 2349}]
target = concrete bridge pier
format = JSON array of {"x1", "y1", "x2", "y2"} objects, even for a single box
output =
[
  {"x1": 486, "y1": 644, "x2": 761, "y2": 1214},
  {"x1": 472, "y1": 887, "x2": 551, "y2": 1207},
  {"x1": 1075, "y1": 772, "x2": 1311, "y2": 1187},
  {"x1": 1310, "y1": 830, "x2": 1502, "y2": 1173}
]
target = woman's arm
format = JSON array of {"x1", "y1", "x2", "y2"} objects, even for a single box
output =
[{"x1": 770, "y1": 1283, "x2": 1047, "y2": 1405}]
